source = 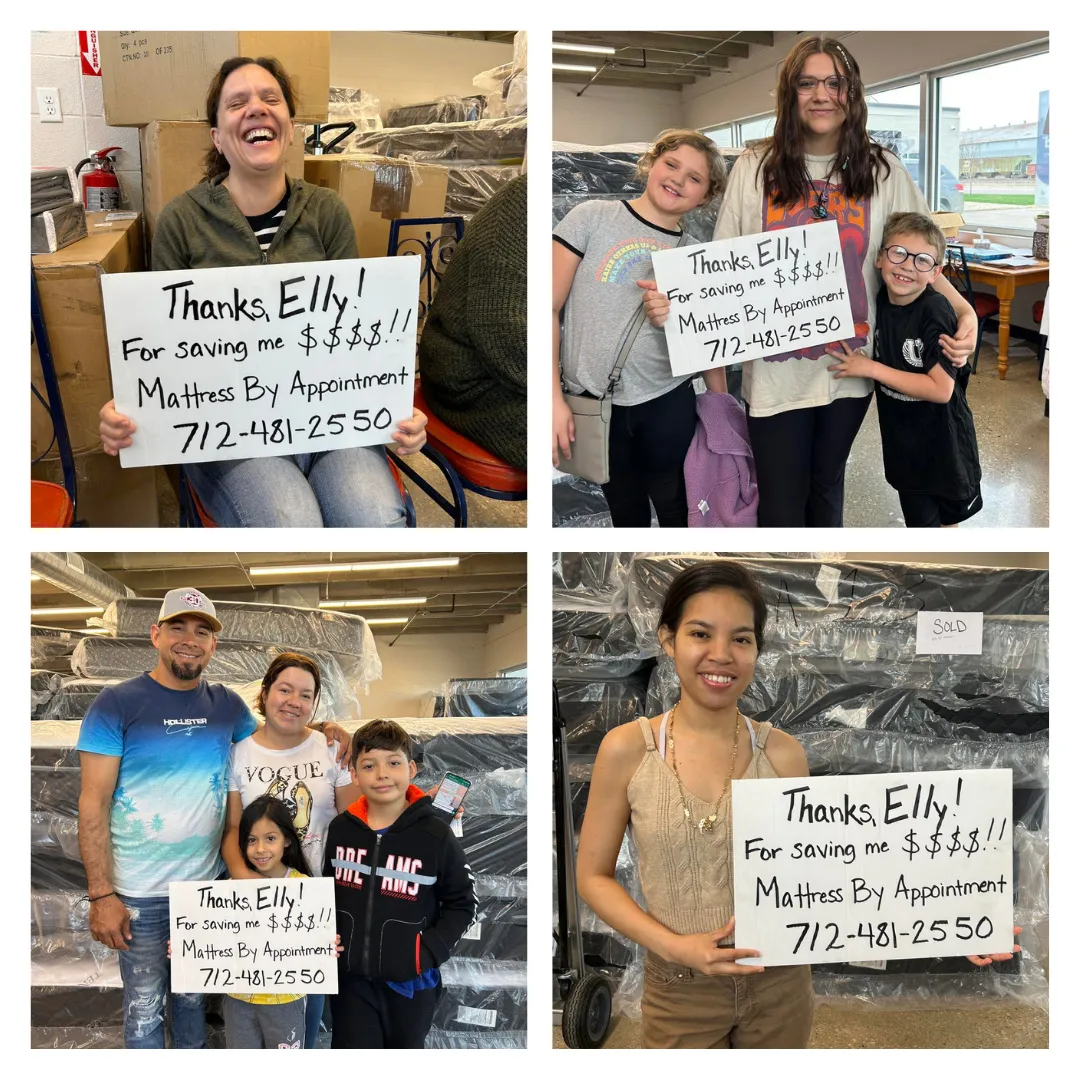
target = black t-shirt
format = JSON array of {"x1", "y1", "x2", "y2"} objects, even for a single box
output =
[{"x1": 873, "y1": 285, "x2": 981, "y2": 498}]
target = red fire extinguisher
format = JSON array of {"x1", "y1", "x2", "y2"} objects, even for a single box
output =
[{"x1": 75, "y1": 147, "x2": 122, "y2": 211}]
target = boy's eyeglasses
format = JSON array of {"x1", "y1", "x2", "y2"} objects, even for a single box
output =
[
  {"x1": 795, "y1": 76, "x2": 849, "y2": 97},
  {"x1": 882, "y1": 245, "x2": 939, "y2": 273}
]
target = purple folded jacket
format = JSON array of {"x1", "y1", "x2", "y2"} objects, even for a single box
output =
[{"x1": 683, "y1": 391, "x2": 758, "y2": 527}]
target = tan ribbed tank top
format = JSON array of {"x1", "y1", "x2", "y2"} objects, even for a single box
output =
[{"x1": 627, "y1": 712, "x2": 778, "y2": 941}]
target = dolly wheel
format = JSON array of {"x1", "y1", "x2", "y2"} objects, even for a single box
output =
[{"x1": 562, "y1": 973, "x2": 612, "y2": 1048}]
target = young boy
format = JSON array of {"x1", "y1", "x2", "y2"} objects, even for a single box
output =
[
  {"x1": 324, "y1": 720, "x2": 476, "y2": 1048},
  {"x1": 827, "y1": 211, "x2": 982, "y2": 527}
]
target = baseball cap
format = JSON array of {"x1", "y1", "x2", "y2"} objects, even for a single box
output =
[{"x1": 157, "y1": 588, "x2": 222, "y2": 633}]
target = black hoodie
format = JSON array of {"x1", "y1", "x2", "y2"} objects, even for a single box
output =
[{"x1": 323, "y1": 785, "x2": 476, "y2": 983}]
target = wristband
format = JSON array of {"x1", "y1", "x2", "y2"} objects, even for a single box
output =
[{"x1": 87, "y1": 891, "x2": 116, "y2": 903}]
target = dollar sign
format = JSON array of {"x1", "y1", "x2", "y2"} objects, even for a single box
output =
[
  {"x1": 964, "y1": 829, "x2": 981, "y2": 856},
  {"x1": 773, "y1": 267, "x2": 786, "y2": 286},
  {"x1": 803, "y1": 264, "x2": 813, "y2": 282},
  {"x1": 267, "y1": 912, "x2": 278, "y2": 931},
  {"x1": 366, "y1": 319, "x2": 382, "y2": 350},
  {"x1": 815, "y1": 260, "x2": 824, "y2": 279},
  {"x1": 299, "y1": 323, "x2": 317, "y2": 356},
  {"x1": 926, "y1": 831, "x2": 941, "y2": 858},
  {"x1": 282, "y1": 913, "x2": 293, "y2": 931},
  {"x1": 947, "y1": 827, "x2": 962, "y2": 856},
  {"x1": 324, "y1": 325, "x2": 341, "y2": 352},
  {"x1": 347, "y1": 318, "x2": 364, "y2": 349},
  {"x1": 902, "y1": 829, "x2": 919, "y2": 859},
  {"x1": 789, "y1": 268, "x2": 800, "y2": 285}
]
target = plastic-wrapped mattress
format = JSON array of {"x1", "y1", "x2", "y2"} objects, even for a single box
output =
[
  {"x1": 388, "y1": 96, "x2": 486, "y2": 128},
  {"x1": 445, "y1": 164, "x2": 521, "y2": 220},
  {"x1": 350, "y1": 116, "x2": 527, "y2": 164},
  {"x1": 435, "y1": 678, "x2": 528, "y2": 718},
  {"x1": 32, "y1": 670, "x2": 63, "y2": 719}
]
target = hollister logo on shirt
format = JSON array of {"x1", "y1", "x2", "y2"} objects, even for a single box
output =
[
  {"x1": 901, "y1": 338, "x2": 925, "y2": 367},
  {"x1": 163, "y1": 716, "x2": 209, "y2": 734}
]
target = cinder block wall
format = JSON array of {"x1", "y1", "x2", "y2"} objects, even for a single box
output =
[{"x1": 30, "y1": 31, "x2": 143, "y2": 211}]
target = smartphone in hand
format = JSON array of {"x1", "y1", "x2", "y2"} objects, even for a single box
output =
[{"x1": 431, "y1": 772, "x2": 471, "y2": 822}]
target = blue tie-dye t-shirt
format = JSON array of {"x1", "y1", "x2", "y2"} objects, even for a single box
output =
[{"x1": 77, "y1": 674, "x2": 257, "y2": 897}]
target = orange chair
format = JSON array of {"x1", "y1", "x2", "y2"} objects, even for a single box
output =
[
  {"x1": 393, "y1": 385, "x2": 526, "y2": 527},
  {"x1": 178, "y1": 456, "x2": 416, "y2": 527},
  {"x1": 31, "y1": 480, "x2": 74, "y2": 528}
]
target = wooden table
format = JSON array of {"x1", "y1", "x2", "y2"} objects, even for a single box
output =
[{"x1": 964, "y1": 259, "x2": 1050, "y2": 378}]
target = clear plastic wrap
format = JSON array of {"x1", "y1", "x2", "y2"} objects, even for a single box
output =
[
  {"x1": 554, "y1": 554, "x2": 1050, "y2": 1015},
  {"x1": 328, "y1": 85, "x2": 383, "y2": 132},
  {"x1": 556, "y1": 672, "x2": 652, "y2": 761},
  {"x1": 30, "y1": 628, "x2": 82, "y2": 672},
  {"x1": 98, "y1": 597, "x2": 382, "y2": 686},
  {"x1": 388, "y1": 96, "x2": 485, "y2": 128},
  {"x1": 431, "y1": 678, "x2": 528, "y2": 718},
  {"x1": 30, "y1": 1026, "x2": 125, "y2": 1049},
  {"x1": 70, "y1": 638, "x2": 361, "y2": 720},
  {"x1": 445, "y1": 164, "x2": 522, "y2": 220},
  {"x1": 425, "y1": 1028, "x2": 527, "y2": 1049},
  {"x1": 552, "y1": 552, "x2": 634, "y2": 610},
  {"x1": 32, "y1": 669, "x2": 63, "y2": 719},
  {"x1": 552, "y1": 473, "x2": 615, "y2": 528},
  {"x1": 348, "y1": 115, "x2": 527, "y2": 164},
  {"x1": 553, "y1": 610, "x2": 652, "y2": 679}
]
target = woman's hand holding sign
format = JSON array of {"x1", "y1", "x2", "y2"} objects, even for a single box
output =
[
  {"x1": 100, "y1": 398, "x2": 136, "y2": 456},
  {"x1": 389, "y1": 408, "x2": 428, "y2": 456},
  {"x1": 665, "y1": 917, "x2": 764, "y2": 976},
  {"x1": 967, "y1": 924, "x2": 1022, "y2": 966}
]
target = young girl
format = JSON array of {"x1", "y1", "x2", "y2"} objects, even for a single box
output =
[
  {"x1": 577, "y1": 561, "x2": 1022, "y2": 1048},
  {"x1": 223, "y1": 653, "x2": 357, "y2": 1049},
  {"x1": 552, "y1": 130, "x2": 728, "y2": 527},
  {"x1": 224, "y1": 795, "x2": 315, "y2": 1049},
  {"x1": 643, "y1": 38, "x2": 978, "y2": 527}
]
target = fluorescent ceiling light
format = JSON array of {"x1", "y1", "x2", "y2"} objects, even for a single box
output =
[
  {"x1": 366, "y1": 617, "x2": 410, "y2": 626},
  {"x1": 30, "y1": 606, "x2": 104, "y2": 616},
  {"x1": 250, "y1": 558, "x2": 459, "y2": 576},
  {"x1": 554, "y1": 42, "x2": 616, "y2": 55},
  {"x1": 319, "y1": 597, "x2": 428, "y2": 609},
  {"x1": 553, "y1": 63, "x2": 597, "y2": 72}
]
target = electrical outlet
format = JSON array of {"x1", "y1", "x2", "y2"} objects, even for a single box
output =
[{"x1": 37, "y1": 87, "x2": 62, "y2": 122}]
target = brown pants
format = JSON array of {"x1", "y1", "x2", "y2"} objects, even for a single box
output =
[{"x1": 641, "y1": 955, "x2": 814, "y2": 1048}]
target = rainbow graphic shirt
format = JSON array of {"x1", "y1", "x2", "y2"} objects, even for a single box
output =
[{"x1": 555, "y1": 200, "x2": 696, "y2": 406}]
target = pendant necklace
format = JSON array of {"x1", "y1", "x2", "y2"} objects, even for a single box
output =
[
  {"x1": 668, "y1": 700, "x2": 741, "y2": 834},
  {"x1": 805, "y1": 164, "x2": 831, "y2": 220}
]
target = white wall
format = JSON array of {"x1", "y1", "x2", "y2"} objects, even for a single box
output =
[
  {"x1": 362, "y1": 630, "x2": 490, "y2": 718},
  {"x1": 554, "y1": 82, "x2": 684, "y2": 144},
  {"x1": 332, "y1": 32, "x2": 512, "y2": 120},
  {"x1": 30, "y1": 31, "x2": 143, "y2": 211},
  {"x1": 682, "y1": 31, "x2": 1048, "y2": 131},
  {"x1": 485, "y1": 609, "x2": 527, "y2": 674}
]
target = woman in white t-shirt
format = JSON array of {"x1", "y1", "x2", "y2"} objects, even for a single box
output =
[
  {"x1": 222, "y1": 652, "x2": 357, "y2": 1048},
  {"x1": 644, "y1": 36, "x2": 979, "y2": 527}
]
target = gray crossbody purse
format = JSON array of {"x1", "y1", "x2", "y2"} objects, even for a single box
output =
[{"x1": 555, "y1": 304, "x2": 648, "y2": 485}]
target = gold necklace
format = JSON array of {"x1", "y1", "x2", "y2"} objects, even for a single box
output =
[{"x1": 668, "y1": 701, "x2": 741, "y2": 834}]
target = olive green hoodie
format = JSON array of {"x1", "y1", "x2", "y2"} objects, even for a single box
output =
[{"x1": 151, "y1": 174, "x2": 358, "y2": 272}]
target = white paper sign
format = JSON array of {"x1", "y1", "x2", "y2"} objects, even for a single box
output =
[
  {"x1": 103, "y1": 257, "x2": 420, "y2": 468},
  {"x1": 916, "y1": 611, "x2": 984, "y2": 654},
  {"x1": 651, "y1": 220, "x2": 855, "y2": 377},
  {"x1": 732, "y1": 770, "x2": 1014, "y2": 966},
  {"x1": 169, "y1": 878, "x2": 338, "y2": 995}
]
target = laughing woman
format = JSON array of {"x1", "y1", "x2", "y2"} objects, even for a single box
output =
[{"x1": 98, "y1": 56, "x2": 427, "y2": 527}]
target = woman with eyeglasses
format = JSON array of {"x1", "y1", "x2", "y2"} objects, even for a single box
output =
[{"x1": 644, "y1": 36, "x2": 978, "y2": 527}]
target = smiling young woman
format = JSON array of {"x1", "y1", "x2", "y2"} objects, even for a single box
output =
[{"x1": 575, "y1": 561, "x2": 815, "y2": 1048}]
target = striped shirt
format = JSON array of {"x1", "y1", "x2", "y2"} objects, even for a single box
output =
[{"x1": 245, "y1": 191, "x2": 290, "y2": 253}]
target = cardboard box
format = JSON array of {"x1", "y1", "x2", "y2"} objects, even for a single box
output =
[
  {"x1": 32, "y1": 213, "x2": 143, "y2": 462},
  {"x1": 303, "y1": 154, "x2": 449, "y2": 259},
  {"x1": 100, "y1": 32, "x2": 330, "y2": 126},
  {"x1": 932, "y1": 212, "x2": 965, "y2": 239},
  {"x1": 32, "y1": 450, "x2": 161, "y2": 528},
  {"x1": 140, "y1": 121, "x2": 307, "y2": 253}
]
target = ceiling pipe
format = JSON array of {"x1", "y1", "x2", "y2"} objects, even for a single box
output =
[{"x1": 31, "y1": 552, "x2": 135, "y2": 607}]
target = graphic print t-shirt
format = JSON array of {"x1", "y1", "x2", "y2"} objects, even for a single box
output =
[
  {"x1": 228, "y1": 730, "x2": 352, "y2": 878},
  {"x1": 873, "y1": 285, "x2": 981, "y2": 498},
  {"x1": 555, "y1": 199, "x2": 696, "y2": 406},
  {"x1": 713, "y1": 147, "x2": 931, "y2": 417},
  {"x1": 76, "y1": 674, "x2": 256, "y2": 897}
]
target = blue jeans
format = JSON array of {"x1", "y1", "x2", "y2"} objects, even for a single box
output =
[
  {"x1": 186, "y1": 447, "x2": 407, "y2": 527},
  {"x1": 116, "y1": 893, "x2": 206, "y2": 1048},
  {"x1": 304, "y1": 993, "x2": 325, "y2": 1048}
]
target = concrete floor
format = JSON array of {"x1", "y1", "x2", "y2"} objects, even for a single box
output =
[
  {"x1": 154, "y1": 449, "x2": 527, "y2": 528},
  {"x1": 554, "y1": 1002, "x2": 1049, "y2": 1049},
  {"x1": 845, "y1": 334, "x2": 1048, "y2": 527}
]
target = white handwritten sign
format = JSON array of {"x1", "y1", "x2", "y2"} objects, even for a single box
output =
[
  {"x1": 732, "y1": 770, "x2": 1014, "y2": 967},
  {"x1": 916, "y1": 611, "x2": 984, "y2": 655},
  {"x1": 651, "y1": 221, "x2": 855, "y2": 377},
  {"x1": 169, "y1": 877, "x2": 338, "y2": 995},
  {"x1": 103, "y1": 257, "x2": 420, "y2": 468}
]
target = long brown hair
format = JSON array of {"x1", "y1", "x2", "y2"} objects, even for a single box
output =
[
  {"x1": 257, "y1": 651, "x2": 322, "y2": 719},
  {"x1": 203, "y1": 56, "x2": 296, "y2": 182},
  {"x1": 757, "y1": 35, "x2": 892, "y2": 206}
]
